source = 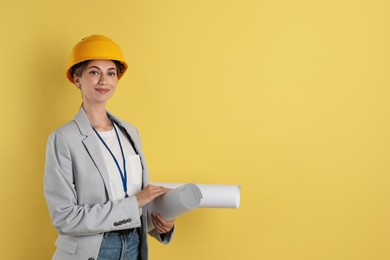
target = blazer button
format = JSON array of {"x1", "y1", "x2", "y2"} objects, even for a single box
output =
[
  {"x1": 127, "y1": 218, "x2": 132, "y2": 223},
  {"x1": 88, "y1": 258, "x2": 95, "y2": 260}
]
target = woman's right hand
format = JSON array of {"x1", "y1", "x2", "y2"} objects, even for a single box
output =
[{"x1": 136, "y1": 185, "x2": 171, "y2": 208}]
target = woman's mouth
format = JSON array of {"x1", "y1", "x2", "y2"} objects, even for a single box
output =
[{"x1": 95, "y1": 88, "x2": 110, "y2": 94}]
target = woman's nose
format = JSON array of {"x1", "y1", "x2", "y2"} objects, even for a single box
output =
[{"x1": 98, "y1": 74, "x2": 108, "y2": 85}]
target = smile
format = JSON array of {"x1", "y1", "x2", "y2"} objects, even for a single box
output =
[{"x1": 95, "y1": 88, "x2": 110, "y2": 94}]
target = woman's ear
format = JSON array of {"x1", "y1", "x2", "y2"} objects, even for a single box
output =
[{"x1": 74, "y1": 76, "x2": 82, "y2": 88}]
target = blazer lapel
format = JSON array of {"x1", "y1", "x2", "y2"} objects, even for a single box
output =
[{"x1": 74, "y1": 108, "x2": 115, "y2": 200}]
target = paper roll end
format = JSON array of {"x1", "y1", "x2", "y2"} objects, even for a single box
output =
[
  {"x1": 235, "y1": 185, "x2": 241, "y2": 208},
  {"x1": 179, "y1": 183, "x2": 202, "y2": 209}
]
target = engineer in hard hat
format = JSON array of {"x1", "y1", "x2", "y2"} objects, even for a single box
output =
[{"x1": 44, "y1": 35, "x2": 175, "y2": 260}]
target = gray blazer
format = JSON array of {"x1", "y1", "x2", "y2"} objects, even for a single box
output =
[{"x1": 44, "y1": 108, "x2": 172, "y2": 260}]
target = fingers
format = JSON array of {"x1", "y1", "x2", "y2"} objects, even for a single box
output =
[
  {"x1": 136, "y1": 185, "x2": 171, "y2": 208},
  {"x1": 143, "y1": 185, "x2": 168, "y2": 199},
  {"x1": 151, "y1": 212, "x2": 175, "y2": 234},
  {"x1": 146, "y1": 185, "x2": 170, "y2": 199}
]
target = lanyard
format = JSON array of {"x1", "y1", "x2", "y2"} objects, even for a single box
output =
[{"x1": 93, "y1": 122, "x2": 128, "y2": 198}]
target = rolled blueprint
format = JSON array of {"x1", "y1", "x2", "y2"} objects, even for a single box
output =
[
  {"x1": 148, "y1": 183, "x2": 203, "y2": 231},
  {"x1": 152, "y1": 182, "x2": 241, "y2": 208},
  {"x1": 150, "y1": 183, "x2": 203, "y2": 220}
]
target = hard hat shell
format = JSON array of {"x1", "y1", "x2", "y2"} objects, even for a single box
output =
[{"x1": 66, "y1": 35, "x2": 128, "y2": 83}]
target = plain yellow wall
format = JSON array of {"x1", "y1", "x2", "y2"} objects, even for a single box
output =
[{"x1": 1, "y1": 0, "x2": 390, "y2": 259}]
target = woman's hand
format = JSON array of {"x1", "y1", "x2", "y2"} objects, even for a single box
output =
[
  {"x1": 136, "y1": 184, "x2": 170, "y2": 208},
  {"x1": 151, "y1": 212, "x2": 175, "y2": 234}
]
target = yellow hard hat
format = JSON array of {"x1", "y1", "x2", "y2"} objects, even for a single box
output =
[{"x1": 66, "y1": 34, "x2": 128, "y2": 83}]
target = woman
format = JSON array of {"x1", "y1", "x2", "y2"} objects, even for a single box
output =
[{"x1": 44, "y1": 35, "x2": 175, "y2": 260}]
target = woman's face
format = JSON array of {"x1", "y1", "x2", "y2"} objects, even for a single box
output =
[{"x1": 74, "y1": 60, "x2": 119, "y2": 106}]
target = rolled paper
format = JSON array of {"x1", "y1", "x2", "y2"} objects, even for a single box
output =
[
  {"x1": 148, "y1": 183, "x2": 203, "y2": 231},
  {"x1": 152, "y1": 183, "x2": 241, "y2": 208}
]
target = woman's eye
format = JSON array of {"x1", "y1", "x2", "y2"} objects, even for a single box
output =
[
  {"x1": 108, "y1": 71, "x2": 117, "y2": 77},
  {"x1": 89, "y1": 70, "x2": 100, "y2": 75}
]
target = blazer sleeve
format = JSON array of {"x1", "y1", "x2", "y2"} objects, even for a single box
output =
[{"x1": 44, "y1": 131, "x2": 142, "y2": 236}]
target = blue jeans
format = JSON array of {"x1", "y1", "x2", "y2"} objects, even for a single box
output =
[{"x1": 97, "y1": 229, "x2": 140, "y2": 260}]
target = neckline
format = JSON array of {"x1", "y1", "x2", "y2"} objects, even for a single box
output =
[{"x1": 96, "y1": 126, "x2": 116, "y2": 136}]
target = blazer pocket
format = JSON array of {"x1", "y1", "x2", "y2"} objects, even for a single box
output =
[
  {"x1": 55, "y1": 236, "x2": 78, "y2": 254},
  {"x1": 128, "y1": 154, "x2": 142, "y2": 187}
]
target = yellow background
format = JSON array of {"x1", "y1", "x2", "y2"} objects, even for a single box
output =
[{"x1": 1, "y1": 0, "x2": 390, "y2": 259}]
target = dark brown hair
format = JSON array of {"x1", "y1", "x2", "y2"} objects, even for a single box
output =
[{"x1": 71, "y1": 60, "x2": 125, "y2": 79}]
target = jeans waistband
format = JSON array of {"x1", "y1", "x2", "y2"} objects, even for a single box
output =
[{"x1": 108, "y1": 228, "x2": 138, "y2": 235}]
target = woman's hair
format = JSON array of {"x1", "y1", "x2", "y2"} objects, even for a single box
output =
[{"x1": 71, "y1": 60, "x2": 125, "y2": 80}]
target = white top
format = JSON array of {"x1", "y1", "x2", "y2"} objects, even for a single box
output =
[{"x1": 96, "y1": 124, "x2": 143, "y2": 215}]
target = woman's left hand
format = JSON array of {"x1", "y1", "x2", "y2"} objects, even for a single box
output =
[{"x1": 151, "y1": 212, "x2": 175, "y2": 234}]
